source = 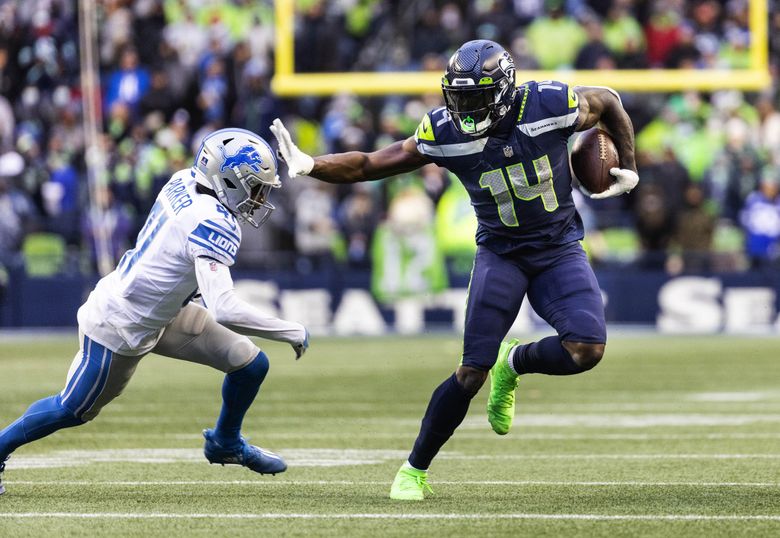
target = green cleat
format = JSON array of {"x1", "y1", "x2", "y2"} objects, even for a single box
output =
[
  {"x1": 389, "y1": 464, "x2": 433, "y2": 501},
  {"x1": 487, "y1": 338, "x2": 521, "y2": 435}
]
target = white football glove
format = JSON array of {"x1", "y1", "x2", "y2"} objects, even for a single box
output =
[
  {"x1": 270, "y1": 118, "x2": 314, "y2": 178},
  {"x1": 292, "y1": 328, "x2": 309, "y2": 360},
  {"x1": 588, "y1": 168, "x2": 639, "y2": 200}
]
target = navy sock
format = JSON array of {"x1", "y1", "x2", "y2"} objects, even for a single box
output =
[
  {"x1": 408, "y1": 373, "x2": 472, "y2": 470},
  {"x1": 512, "y1": 336, "x2": 582, "y2": 375},
  {"x1": 214, "y1": 352, "x2": 269, "y2": 448},
  {"x1": 0, "y1": 395, "x2": 83, "y2": 459}
]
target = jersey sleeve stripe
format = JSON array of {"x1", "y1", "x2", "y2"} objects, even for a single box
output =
[
  {"x1": 188, "y1": 236, "x2": 216, "y2": 252},
  {"x1": 187, "y1": 237, "x2": 235, "y2": 262},
  {"x1": 191, "y1": 224, "x2": 239, "y2": 249},
  {"x1": 416, "y1": 138, "x2": 489, "y2": 158},
  {"x1": 204, "y1": 219, "x2": 241, "y2": 243},
  {"x1": 189, "y1": 224, "x2": 239, "y2": 257},
  {"x1": 516, "y1": 110, "x2": 579, "y2": 138}
]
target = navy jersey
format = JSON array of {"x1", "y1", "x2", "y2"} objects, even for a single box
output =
[{"x1": 415, "y1": 80, "x2": 583, "y2": 254}]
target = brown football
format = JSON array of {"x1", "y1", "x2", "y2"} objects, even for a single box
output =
[{"x1": 570, "y1": 128, "x2": 619, "y2": 195}]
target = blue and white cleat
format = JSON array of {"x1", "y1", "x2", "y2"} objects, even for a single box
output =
[
  {"x1": 202, "y1": 429, "x2": 287, "y2": 475},
  {"x1": 0, "y1": 456, "x2": 8, "y2": 496}
]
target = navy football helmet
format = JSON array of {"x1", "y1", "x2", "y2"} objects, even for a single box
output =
[{"x1": 442, "y1": 40, "x2": 517, "y2": 136}]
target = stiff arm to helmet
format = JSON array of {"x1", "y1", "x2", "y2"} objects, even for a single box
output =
[
  {"x1": 193, "y1": 128, "x2": 282, "y2": 227},
  {"x1": 270, "y1": 119, "x2": 315, "y2": 178}
]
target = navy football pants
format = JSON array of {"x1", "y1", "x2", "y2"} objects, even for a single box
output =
[{"x1": 461, "y1": 241, "x2": 606, "y2": 370}]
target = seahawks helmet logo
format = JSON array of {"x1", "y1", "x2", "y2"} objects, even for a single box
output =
[
  {"x1": 220, "y1": 145, "x2": 266, "y2": 174},
  {"x1": 497, "y1": 52, "x2": 515, "y2": 80}
]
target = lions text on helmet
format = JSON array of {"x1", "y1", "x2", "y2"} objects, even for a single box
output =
[{"x1": 194, "y1": 128, "x2": 281, "y2": 227}]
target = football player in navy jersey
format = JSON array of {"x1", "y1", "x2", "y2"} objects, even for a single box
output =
[{"x1": 272, "y1": 39, "x2": 638, "y2": 500}]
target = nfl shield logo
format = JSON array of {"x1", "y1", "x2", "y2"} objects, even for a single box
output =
[{"x1": 503, "y1": 146, "x2": 514, "y2": 158}]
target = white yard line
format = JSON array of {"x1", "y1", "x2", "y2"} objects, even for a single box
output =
[
  {"x1": 67, "y1": 432, "x2": 780, "y2": 441},
  {"x1": 8, "y1": 449, "x2": 780, "y2": 471},
  {"x1": 98, "y1": 413, "x2": 780, "y2": 427},
  {"x1": 439, "y1": 453, "x2": 780, "y2": 460},
  {"x1": 1, "y1": 512, "x2": 780, "y2": 521},
  {"x1": 7, "y1": 480, "x2": 780, "y2": 487}
]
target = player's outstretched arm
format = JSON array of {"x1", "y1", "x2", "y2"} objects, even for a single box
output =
[
  {"x1": 574, "y1": 87, "x2": 638, "y2": 199},
  {"x1": 271, "y1": 118, "x2": 429, "y2": 184},
  {"x1": 194, "y1": 256, "x2": 309, "y2": 359}
]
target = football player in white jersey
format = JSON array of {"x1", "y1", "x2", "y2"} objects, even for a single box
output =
[{"x1": 0, "y1": 128, "x2": 309, "y2": 495}]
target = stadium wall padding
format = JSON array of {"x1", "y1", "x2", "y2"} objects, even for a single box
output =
[{"x1": 2, "y1": 269, "x2": 780, "y2": 334}]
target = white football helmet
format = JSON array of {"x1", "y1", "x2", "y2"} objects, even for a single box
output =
[{"x1": 193, "y1": 128, "x2": 281, "y2": 227}]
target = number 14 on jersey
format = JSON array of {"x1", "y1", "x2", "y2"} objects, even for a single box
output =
[{"x1": 479, "y1": 154, "x2": 558, "y2": 227}]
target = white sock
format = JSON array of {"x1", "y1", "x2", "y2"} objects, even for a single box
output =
[
  {"x1": 507, "y1": 345, "x2": 520, "y2": 376},
  {"x1": 403, "y1": 460, "x2": 427, "y2": 473}
]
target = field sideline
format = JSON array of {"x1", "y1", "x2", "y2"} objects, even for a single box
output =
[{"x1": 1, "y1": 334, "x2": 779, "y2": 537}]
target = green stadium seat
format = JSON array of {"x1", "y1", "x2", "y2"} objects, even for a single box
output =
[
  {"x1": 599, "y1": 227, "x2": 640, "y2": 262},
  {"x1": 712, "y1": 223, "x2": 745, "y2": 253},
  {"x1": 22, "y1": 233, "x2": 66, "y2": 277}
]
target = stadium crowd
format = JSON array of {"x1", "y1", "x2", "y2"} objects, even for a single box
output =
[{"x1": 2, "y1": 0, "x2": 780, "y2": 285}]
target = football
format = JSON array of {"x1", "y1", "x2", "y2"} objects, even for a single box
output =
[{"x1": 570, "y1": 128, "x2": 620, "y2": 195}]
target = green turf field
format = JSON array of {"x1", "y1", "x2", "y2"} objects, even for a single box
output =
[{"x1": 0, "y1": 334, "x2": 779, "y2": 537}]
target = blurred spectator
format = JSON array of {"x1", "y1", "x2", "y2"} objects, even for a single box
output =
[
  {"x1": 718, "y1": 26, "x2": 750, "y2": 69},
  {"x1": 526, "y1": 0, "x2": 586, "y2": 69},
  {"x1": 133, "y1": 0, "x2": 166, "y2": 65},
  {"x1": 42, "y1": 147, "x2": 80, "y2": 245},
  {"x1": 664, "y1": 23, "x2": 702, "y2": 68},
  {"x1": 100, "y1": 0, "x2": 133, "y2": 65},
  {"x1": 705, "y1": 116, "x2": 763, "y2": 221},
  {"x1": 140, "y1": 69, "x2": 178, "y2": 119},
  {"x1": 162, "y1": 8, "x2": 208, "y2": 70},
  {"x1": 0, "y1": 95, "x2": 14, "y2": 151},
  {"x1": 232, "y1": 59, "x2": 277, "y2": 141},
  {"x1": 371, "y1": 187, "x2": 447, "y2": 303},
  {"x1": 337, "y1": 185, "x2": 379, "y2": 268},
  {"x1": 671, "y1": 182, "x2": 716, "y2": 273},
  {"x1": 644, "y1": 2, "x2": 684, "y2": 67},
  {"x1": 81, "y1": 186, "x2": 133, "y2": 271},
  {"x1": 104, "y1": 47, "x2": 151, "y2": 116},
  {"x1": 574, "y1": 17, "x2": 615, "y2": 70},
  {"x1": 740, "y1": 168, "x2": 780, "y2": 269},
  {"x1": 197, "y1": 58, "x2": 228, "y2": 124},
  {"x1": 756, "y1": 94, "x2": 780, "y2": 162},
  {"x1": 602, "y1": 0, "x2": 646, "y2": 68},
  {"x1": 508, "y1": 33, "x2": 540, "y2": 70},
  {"x1": 634, "y1": 182, "x2": 676, "y2": 270},
  {"x1": 435, "y1": 177, "x2": 477, "y2": 274},
  {"x1": 412, "y1": 8, "x2": 450, "y2": 59},
  {"x1": 294, "y1": 180, "x2": 339, "y2": 272},
  {"x1": 637, "y1": 146, "x2": 689, "y2": 218},
  {"x1": 0, "y1": 152, "x2": 37, "y2": 266}
]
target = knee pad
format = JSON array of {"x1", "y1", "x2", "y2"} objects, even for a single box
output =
[
  {"x1": 225, "y1": 337, "x2": 261, "y2": 372},
  {"x1": 179, "y1": 304, "x2": 211, "y2": 336}
]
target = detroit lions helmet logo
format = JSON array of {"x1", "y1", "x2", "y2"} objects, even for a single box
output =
[{"x1": 220, "y1": 145, "x2": 265, "y2": 174}]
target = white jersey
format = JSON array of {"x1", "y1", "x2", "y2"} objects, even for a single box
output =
[{"x1": 79, "y1": 169, "x2": 244, "y2": 355}]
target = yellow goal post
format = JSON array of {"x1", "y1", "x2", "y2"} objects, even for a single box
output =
[{"x1": 271, "y1": 0, "x2": 770, "y2": 96}]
